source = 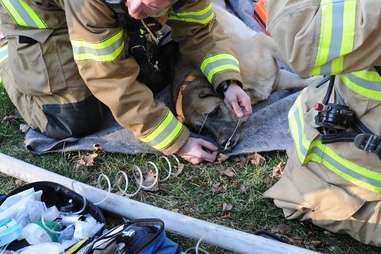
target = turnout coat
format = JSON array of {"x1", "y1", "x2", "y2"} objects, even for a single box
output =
[
  {"x1": 0, "y1": 0, "x2": 242, "y2": 154},
  {"x1": 264, "y1": 0, "x2": 381, "y2": 246}
]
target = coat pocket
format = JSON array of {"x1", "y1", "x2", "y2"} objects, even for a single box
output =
[
  {"x1": 304, "y1": 184, "x2": 365, "y2": 222},
  {"x1": 8, "y1": 34, "x2": 67, "y2": 96}
]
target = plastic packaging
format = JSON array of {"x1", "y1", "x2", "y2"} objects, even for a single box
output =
[
  {"x1": 73, "y1": 215, "x2": 104, "y2": 240},
  {"x1": 19, "y1": 243, "x2": 61, "y2": 254},
  {"x1": 0, "y1": 219, "x2": 22, "y2": 247},
  {"x1": 42, "y1": 206, "x2": 60, "y2": 222},
  {"x1": 0, "y1": 191, "x2": 42, "y2": 222},
  {"x1": 57, "y1": 225, "x2": 74, "y2": 242},
  {"x1": 21, "y1": 221, "x2": 59, "y2": 245},
  {"x1": 0, "y1": 189, "x2": 35, "y2": 212},
  {"x1": 61, "y1": 215, "x2": 85, "y2": 226}
]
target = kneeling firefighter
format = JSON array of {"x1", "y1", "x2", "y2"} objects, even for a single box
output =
[
  {"x1": 0, "y1": 0, "x2": 252, "y2": 164},
  {"x1": 263, "y1": 0, "x2": 381, "y2": 246}
]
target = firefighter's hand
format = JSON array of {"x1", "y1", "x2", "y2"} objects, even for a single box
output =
[
  {"x1": 176, "y1": 137, "x2": 218, "y2": 165},
  {"x1": 224, "y1": 83, "x2": 252, "y2": 118}
]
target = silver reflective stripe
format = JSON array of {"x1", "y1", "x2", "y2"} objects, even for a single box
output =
[
  {"x1": 202, "y1": 58, "x2": 239, "y2": 77},
  {"x1": 292, "y1": 103, "x2": 308, "y2": 156},
  {"x1": 321, "y1": 2, "x2": 344, "y2": 74},
  {"x1": 147, "y1": 116, "x2": 179, "y2": 147},
  {"x1": 346, "y1": 74, "x2": 381, "y2": 92},
  {"x1": 310, "y1": 146, "x2": 381, "y2": 188},
  {"x1": 72, "y1": 38, "x2": 124, "y2": 58},
  {"x1": 169, "y1": 9, "x2": 213, "y2": 21},
  {"x1": 12, "y1": 0, "x2": 37, "y2": 27}
]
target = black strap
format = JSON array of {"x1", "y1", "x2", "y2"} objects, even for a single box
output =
[
  {"x1": 354, "y1": 134, "x2": 381, "y2": 160},
  {"x1": 323, "y1": 75, "x2": 336, "y2": 105},
  {"x1": 320, "y1": 132, "x2": 358, "y2": 144}
]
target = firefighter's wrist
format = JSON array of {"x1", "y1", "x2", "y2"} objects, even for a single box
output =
[{"x1": 216, "y1": 80, "x2": 242, "y2": 96}]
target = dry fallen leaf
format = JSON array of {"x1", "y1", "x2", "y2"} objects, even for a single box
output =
[
  {"x1": 77, "y1": 152, "x2": 99, "y2": 167},
  {"x1": 272, "y1": 162, "x2": 286, "y2": 179},
  {"x1": 219, "y1": 167, "x2": 236, "y2": 178},
  {"x1": 248, "y1": 153, "x2": 266, "y2": 166},
  {"x1": 271, "y1": 224, "x2": 291, "y2": 235},
  {"x1": 239, "y1": 184, "x2": 247, "y2": 193},
  {"x1": 15, "y1": 179, "x2": 25, "y2": 187},
  {"x1": 270, "y1": 224, "x2": 323, "y2": 250},
  {"x1": 212, "y1": 182, "x2": 226, "y2": 194},
  {"x1": 222, "y1": 203, "x2": 233, "y2": 212},
  {"x1": 237, "y1": 156, "x2": 249, "y2": 168},
  {"x1": 2, "y1": 115, "x2": 20, "y2": 124},
  {"x1": 264, "y1": 176, "x2": 274, "y2": 188},
  {"x1": 93, "y1": 144, "x2": 104, "y2": 153},
  {"x1": 141, "y1": 170, "x2": 159, "y2": 192},
  {"x1": 222, "y1": 212, "x2": 232, "y2": 219},
  {"x1": 19, "y1": 124, "x2": 30, "y2": 133},
  {"x1": 173, "y1": 163, "x2": 185, "y2": 177},
  {"x1": 305, "y1": 240, "x2": 322, "y2": 249},
  {"x1": 216, "y1": 153, "x2": 230, "y2": 164}
]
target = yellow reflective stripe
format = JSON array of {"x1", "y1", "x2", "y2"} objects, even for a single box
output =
[
  {"x1": 1, "y1": 0, "x2": 27, "y2": 27},
  {"x1": 311, "y1": 0, "x2": 356, "y2": 75},
  {"x1": 207, "y1": 64, "x2": 240, "y2": 83},
  {"x1": 0, "y1": 0, "x2": 47, "y2": 29},
  {"x1": 341, "y1": 74, "x2": 381, "y2": 101},
  {"x1": 172, "y1": 3, "x2": 213, "y2": 16},
  {"x1": 311, "y1": 0, "x2": 332, "y2": 76},
  {"x1": 168, "y1": 3, "x2": 215, "y2": 24},
  {"x1": 19, "y1": 0, "x2": 46, "y2": 28},
  {"x1": 153, "y1": 121, "x2": 183, "y2": 150},
  {"x1": 71, "y1": 30, "x2": 124, "y2": 62},
  {"x1": 329, "y1": 1, "x2": 356, "y2": 74},
  {"x1": 200, "y1": 54, "x2": 240, "y2": 83},
  {"x1": 140, "y1": 111, "x2": 172, "y2": 143},
  {"x1": 288, "y1": 95, "x2": 312, "y2": 163},
  {"x1": 352, "y1": 70, "x2": 381, "y2": 82},
  {"x1": 71, "y1": 31, "x2": 123, "y2": 49},
  {"x1": 306, "y1": 145, "x2": 381, "y2": 193},
  {"x1": 290, "y1": 93, "x2": 381, "y2": 193},
  {"x1": 139, "y1": 111, "x2": 184, "y2": 151}
]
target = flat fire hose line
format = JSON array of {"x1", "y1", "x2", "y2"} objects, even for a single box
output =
[{"x1": 0, "y1": 152, "x2": 318, "y2": 254}]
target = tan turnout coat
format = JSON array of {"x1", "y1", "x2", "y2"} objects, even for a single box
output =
[
  {"x1": 0, "y1": 0, "x2": 242, "y2": 154},
  {"x1": 264, "y1": 0, "x2": 381, "y2": 246}
]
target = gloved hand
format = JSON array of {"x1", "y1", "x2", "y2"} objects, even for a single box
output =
[
  {"x1": 224, "y1": 83, "x2": 252, "y2": 118},
  {"x1": 176, "y1": 137, "x2": 218, "y2": 165}
]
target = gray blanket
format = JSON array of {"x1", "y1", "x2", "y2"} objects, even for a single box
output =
[
  {"x1": 24, "y1": 0, "x2": 297, "y2": 156},
  {"x1": 25, "y1": 89, "x2": 297, "y2": 156}
]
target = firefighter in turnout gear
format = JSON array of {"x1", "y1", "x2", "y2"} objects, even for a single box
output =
[
  {"x1": 0, "y1": 0, "x2": 252, "y2": 164},
  {"x1": 263, "y1": 0, "x2": 381, "y2": 245}
]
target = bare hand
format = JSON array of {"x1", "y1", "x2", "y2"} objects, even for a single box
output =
[
  {"x1": 224, "y1": 83, "x2": 252, "y2": 118},
  {"x1": 176, "y1": 137, "x2": 218, "y2": 165}
]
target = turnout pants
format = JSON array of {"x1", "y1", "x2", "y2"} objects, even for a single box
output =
[
  {"x1": 0, "y1": 30, "x2": 104, "y2": 139},
  {"x1": 264, "y1": 82, "x2": 381, "y2": 246}
]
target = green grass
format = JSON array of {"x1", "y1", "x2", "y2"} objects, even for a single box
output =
[{"x1": 0, "y1": 83, "x2": 378, "y2": 253}]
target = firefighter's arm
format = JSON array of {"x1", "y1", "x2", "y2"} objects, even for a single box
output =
[
  {"x1": 63, "y1": 0, "x2": 189, "y2": 155},
  {"x1": 167, "y1": 0, "x2": 243, "y2": 91},
  {"x1": 265, "y1": 0, "x2": 381, "y2": 77}
]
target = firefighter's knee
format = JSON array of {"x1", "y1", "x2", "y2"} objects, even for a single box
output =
[{"x1": 42, "y1": 95, "x2": 104, "y2": 139}]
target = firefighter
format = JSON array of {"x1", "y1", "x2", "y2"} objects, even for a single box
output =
[
  {"x1": 263, "y1": 0, "x2": 381, "y2": 245},
  {"x1": 0, "y1": 0, "x2": 252, "y2": 165}
]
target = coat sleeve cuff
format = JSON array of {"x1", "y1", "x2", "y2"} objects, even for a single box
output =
[
  {"x1": 137, "y1": 110, "x2": 190, "y2": 155},
  {"x1": 213, "y1": 71, "x2": 243, "y2": 91},
  {"x1": 161, "y1": 126, "x2": 190, "y2": 155}
]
